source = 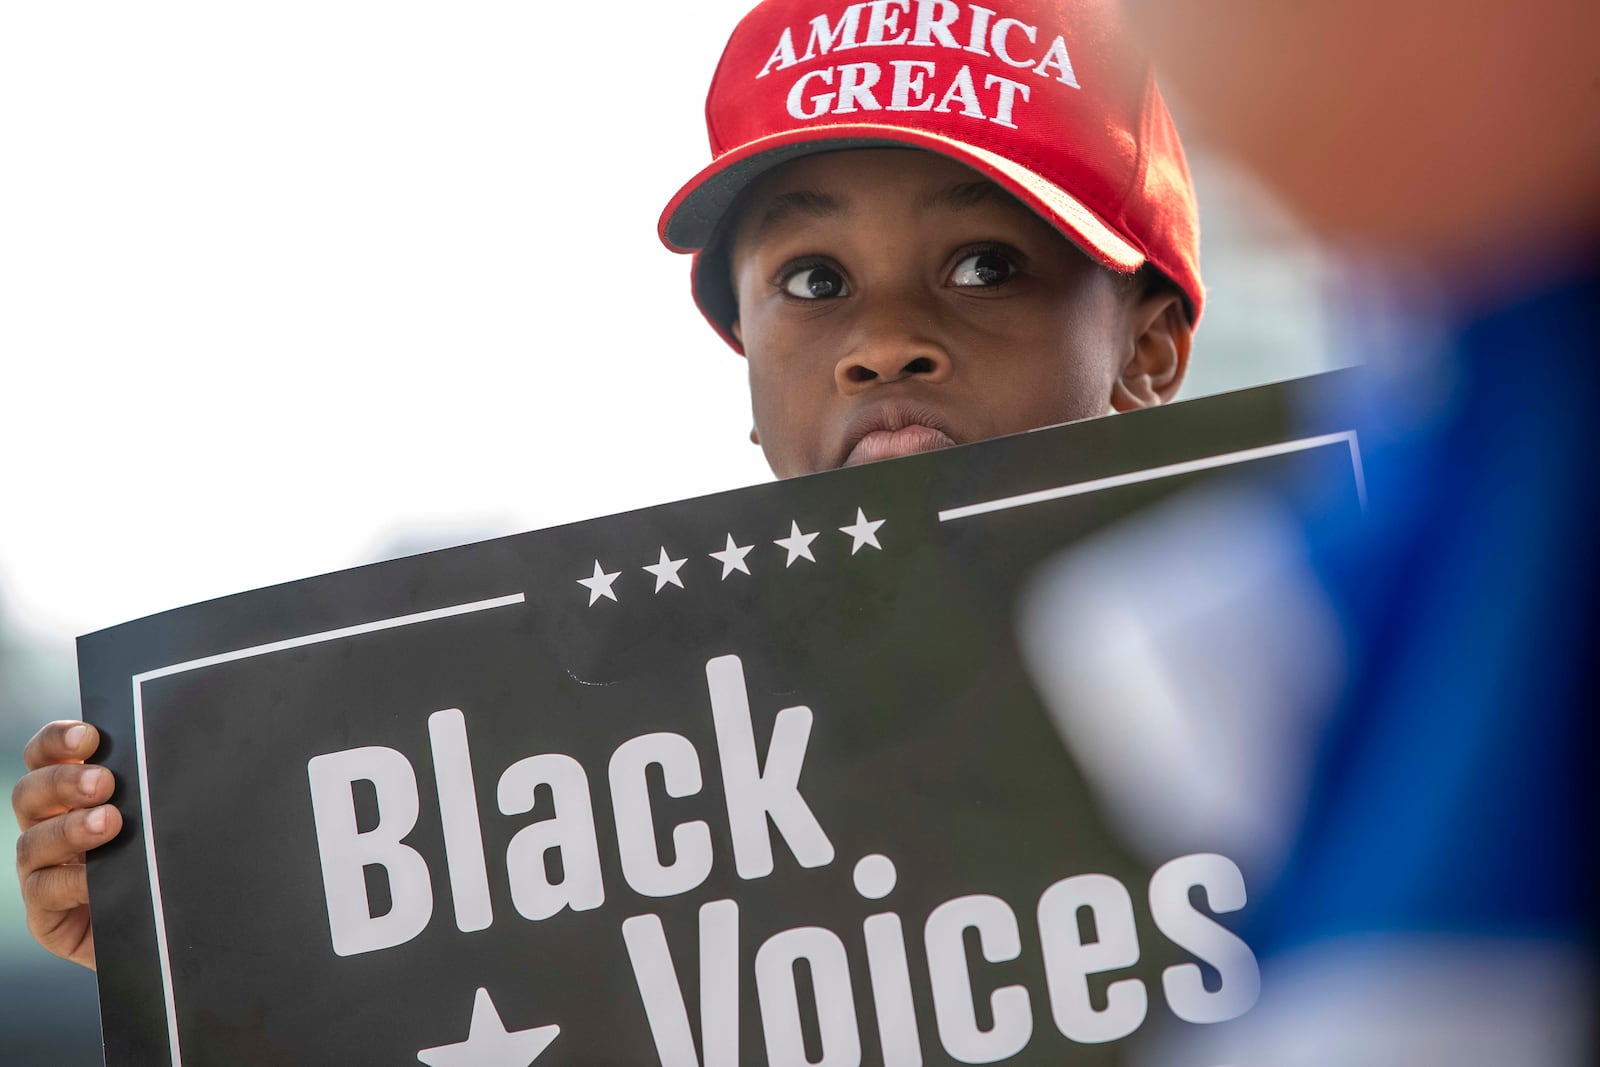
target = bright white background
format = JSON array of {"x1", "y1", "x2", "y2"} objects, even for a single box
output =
[{"x1": 1, "y1": 1, "x2": 777, "y2": 638}]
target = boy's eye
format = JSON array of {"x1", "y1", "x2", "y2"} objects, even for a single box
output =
[
  {"x1": 949, "y1": 251, "x2": 1015, "y2": 287},
  {"x1": 782, "y1": 265, "x2": 849, "y2": 300}
]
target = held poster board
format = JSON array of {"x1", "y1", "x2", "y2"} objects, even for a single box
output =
[{"x1": 81, "y1": 371, "x2": 1365, "y2": 1065}]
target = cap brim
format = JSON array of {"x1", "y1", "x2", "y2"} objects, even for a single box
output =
[
  {"x1": 661, "y1": 125, "x2": 1145, "y2": 267},
  {"x1": 660, "y1": 125, "x2": 1148, "y2": 352}
]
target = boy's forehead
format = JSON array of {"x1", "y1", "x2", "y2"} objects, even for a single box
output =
[{"x1": 732, "y1": 148, "x2": 1042, "y2": 242}]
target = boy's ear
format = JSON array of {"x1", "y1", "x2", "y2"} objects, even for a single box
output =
[
  {"x1": 1110, "y1": 291, "x2": 1192, "y2": 412},
  {"x1": 731, "y1": 320, "x2": 759, "y2": 444}
]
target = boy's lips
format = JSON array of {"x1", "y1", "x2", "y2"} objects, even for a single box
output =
[
  {"x1": 837, "y1": 401, "x2": 959, "y2": 468},
  {"x1": 845, "y1": 425, "x2": 958, "y2": 467}
]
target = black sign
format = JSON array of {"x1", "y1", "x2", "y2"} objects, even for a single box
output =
[{"x1": 81, "y1": 373, "x2": 1364, "y2": 1065}]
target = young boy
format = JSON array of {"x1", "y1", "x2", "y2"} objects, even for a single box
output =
[
  {"x1": 14, "y1": 0, "x2": 1202, "y2": 971},
  {"x1": 661, "y1": 0, "x2": 1200, "y2": 477}
]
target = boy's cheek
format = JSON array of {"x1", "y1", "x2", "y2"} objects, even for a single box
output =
[{"x1": 745, "y1": 378, "x2": 818, "y2": 478}]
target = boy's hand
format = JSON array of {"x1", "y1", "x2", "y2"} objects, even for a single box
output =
[{"x1": 12, "y1": 720, "x2": 123, "y2": 971}]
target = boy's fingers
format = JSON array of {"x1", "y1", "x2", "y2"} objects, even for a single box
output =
[
  {"x1": 22, "y1": 721, "x2": 100, "y2": 772},
  {"x1": 21, "y1": 859, "x2": 90, "y2": 916},
  {"x1": 14, "y1": 805, "x2": 121, "y2": 878},
  {"x1": 12, "y1": 764, "x2": 116, "y2": 830}
]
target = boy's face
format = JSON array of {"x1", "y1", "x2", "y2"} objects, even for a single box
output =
[{"x1": 727, "y1": 149, "x2": 1189, "y2": 479}]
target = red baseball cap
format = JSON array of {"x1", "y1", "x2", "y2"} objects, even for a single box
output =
[{"x1": 659, "y1": 0, "x2": 1204, "y2": 352}]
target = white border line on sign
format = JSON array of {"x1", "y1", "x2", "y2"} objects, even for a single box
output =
[
  {"x1": 129, "y1": 591, "x2": 526, "y2": 1066},
  {"x1": 937, "y1": 430, "x2": 1366, "y2": 522}
]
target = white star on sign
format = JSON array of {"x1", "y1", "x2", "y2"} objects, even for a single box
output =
[
  {"x1": 774, "y1": 521, "x2": 820, "y2": 566},
  {"x1": 642, "y1": 547, "x2": 688, "y2": 592},
  {"x1": 709, "y1": 534, "x2": 754, "y2": 579},
  {"x1": 416, "y1": 987, "x2": 560, "y2": 1067},
  {"x1": 839, "y1": 508, "x2": 886, "y2": 554},
  {"x1": 576, "y1": 560, "x2": 621, "y2": 605}
]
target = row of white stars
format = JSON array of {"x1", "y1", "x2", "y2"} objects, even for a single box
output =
[{"x1": 576, "y1": 508, "x2": 886, "y2": 605}]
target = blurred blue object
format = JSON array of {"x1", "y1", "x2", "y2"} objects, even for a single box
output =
[
  {"x1": 1208, "y1": 264, "x2": 1600, "y2": 1063},
  {"x1": 1255, "y1": 264, "x2": 1598, "y2": 958}
]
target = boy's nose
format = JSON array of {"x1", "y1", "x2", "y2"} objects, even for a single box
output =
[{"x1": 834, "y1": 312, "x2": 954, "y2": 392}]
